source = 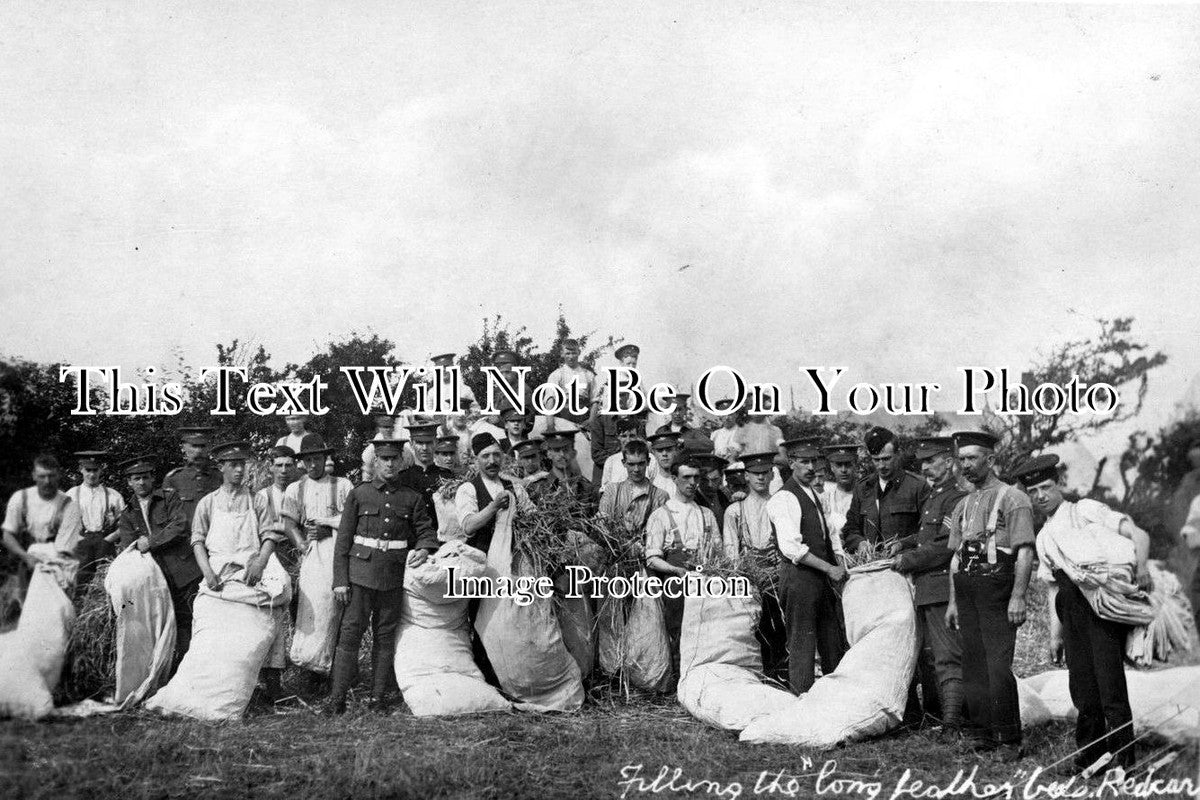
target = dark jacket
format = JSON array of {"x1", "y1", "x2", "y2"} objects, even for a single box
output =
[
  {"x1": 842, "y1": 471, "x2": 930, "y2": 552},
  {"x1": 894, "y1": 480, "x2": 968, "y2": 605},
  {"x1": 334, "y1": 478, "x2": 438, "y2": 591},
  {"x1": 161, "y1": 459, "x2": 222, "y2": 533},
  {"x1": 398, "y1": 462, "x2": 455, "y2": 523},
  {"x1": 116, "y1": 490, "x2": 201, "y2": 588}
]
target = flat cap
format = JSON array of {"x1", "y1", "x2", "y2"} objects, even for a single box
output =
[
  {"x1": 822, "y1": 444, "x2": 858, "y2": 464},
  {"x1": 513, "y1": 438, "x2": 542, "y2": 457},
  {"x1": 914, "y1": 436, "x2": 954, "y2": 460},
  {"x1": 781, "y1": 437, "x2": 822, "y2": 458},
  {"x1": 210, "y1": 440, "x2": 254, "y2": 462},
  {"x1": 73, "y1": 450, "x2": 109, "y2": 469},
  {"x1": 177, "y1": 426, "x2": 215, "y2": 445},
  {"x1": 741, "y1": 451, "x2": 778, "y2": 474},
  {"x1": 614, "y1": 344, "x2": 640, "y2": 360}
]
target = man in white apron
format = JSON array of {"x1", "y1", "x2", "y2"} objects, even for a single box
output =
[{"x1": 190, "y1": 441, "x2": 292, "y2": 705}]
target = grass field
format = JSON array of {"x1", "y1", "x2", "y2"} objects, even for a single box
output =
[{"x1": 2, "y1": 583, "x2": 1198, "y2": 799}]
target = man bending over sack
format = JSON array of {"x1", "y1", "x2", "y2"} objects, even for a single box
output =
[
  {"x1": 191, "y1": 441, "x2": 291, "y2": 704},
  {"x1": 1013, "y1": 453, "x2": 1151, "y2": 773},
  {"x1": 2, "y1": 454, "x2": 83, "y2": 609},
  {"x1": 328, "y1": 438, "x2": 439, "y2": 714},
  {"x1": 114, "y1": 456, "x2": 196, "y2": 668}
]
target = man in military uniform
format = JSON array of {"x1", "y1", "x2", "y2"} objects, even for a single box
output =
[
  {"x1": 328, "y1": 439, "x2": 438, "y2": 714},
  {"x1": 498, "y1": 406, "x2": 532, "y2": 454},
  {"x1": 766, "y1": 437, "x2": 847, "y2": 694},
  {"x1": 114, "y1": 455, "x2": 197, "y2": 667},
  {"x1": 398, "y1": 422, "x2": 456, "y2": 524},
  {"x1": 945, "y1": 430, "x2": 1036, "y2": 762},
  {"x1": 162, "y1": 426, "x2": 222, "y2": 535},
  {"x1": 542, "y1": 430, "x2": 598, "y2": 512},
  {"x1": 434, "y1": 435, "x2": 461, "y2": 474},
  {"x1": 890, "y1": 436, "x2": 969, "y2": 731},
  {"x1": 512, "y1": 439, "x2": 551, "y2": 502},
  {"x1": 66, "y1": 450, "x2": 125, "y2": 593},
  {"x1": 692, "y1": 452, "x2": 731, "y2": 532},
  {"x1": 842, "y1": 426, "x2": 930, "y2": 556}
]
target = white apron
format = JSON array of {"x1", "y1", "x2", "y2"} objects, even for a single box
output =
[{"x1": 198, "y1": 492, "x2": 291, "y2": 608}]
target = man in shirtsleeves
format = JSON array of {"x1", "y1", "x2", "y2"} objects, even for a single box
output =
[
  {"x1": 599, "y1": 439, "x2": 667, "y2": 549},
  {"x1": 643, "y1": 455, "x2": 722, "y2": 681},
  {"x1": 1014, "y1": 453, "x2": 1149, "y2": 772},
  {"x1": 456, "y1": 432, "x2": 536, "y2": 684},
  {"x1": 162, "y1": 426, "x2": 221, "y2": 538},
  {"x1": 329, "y1": 438, "x2": 438, "y2": 714},
  {"x1": 1, "y1": 454, "x2": 84, "y2": 613},
  {"x1": 767, "y1": 437, "x2": 848, "y2": 694},
  {"x1": 114, "y1": 455, "x2": 195, "y2": 667},
  {"x1": 890, "y1": 436, "x2": 969, "y2": 731},
  {"x1": 647, "y1": 431, "x2": 683, "y2": 502},
  {"x1": 725, "y1": 451, "x2": 787, "y2": 684},
  {"x1": 66, "y1": 450, "x2": 126, "y2": 593},
  {"x1": 944, "y1": 430, "x2": 1036, "y2": 762}
]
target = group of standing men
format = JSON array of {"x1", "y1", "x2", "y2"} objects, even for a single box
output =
[{"x1": 0, "y1": 341, "x2": 1155, "y2": 769}]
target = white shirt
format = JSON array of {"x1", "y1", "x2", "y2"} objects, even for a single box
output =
[
  {"x1": 1036, "y1": 498, "x2": 1133, "y2": 582},
  {"x1": 138, "y1": 496, "x2": 153, "y2": 534},
  {"x1": 1180, "y1": 494, "x2": 1200, "y2": 549},
  {"x1": 2, "y1": 487, "x2": 83, "y2": 554},
  {"x1": 724, "y1": 491, "x2": 773, "y2": 557},
  {"x1": 546, "y1": 364, "x2": 596, "y2": 408},
  {"x1": 652, "y1": 471, "x2": 680, "y2": 503},
  {"x1": 644, "y1": 498, "x2": 720, "y2": 560},
  {"x1": 766, "y1": 482, "x2": 832, "y2": 564},
  {"x1": 454, "y1": 476, "x2": 533, "y2": 522},
  {"x1": 711, "y1": 427, "x2": 740, "y2": 460},
  {"x1": 65, "y1": 483, "x2": 125, "y2": 532},
  {"x1": 820, "y1": 481, "x2": 853, "y2": 556},
  {"x1": 283, "y1": 474, "x2": 353, "y2": 529}
]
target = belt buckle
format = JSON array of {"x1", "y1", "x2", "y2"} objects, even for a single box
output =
[{"x1": 374, "y1": 538, "x2": 388, "y2": 551}]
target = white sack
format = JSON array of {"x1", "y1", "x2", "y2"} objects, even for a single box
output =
[
  {"x1": 677, "y1": 593, "x2": 792, "y2": 731},
  {"x1": 741, "y1": 570, "x2": 918, "y2": 748},
  {"x1": 289, "y1": 537, "x2": 339, "y2": 673},
  {"x1": 0, "y1": 567, "x2": 76, "y2": 720},
  {"x1": 104, "y1": 547, "x2": 177, "y2": 708},
  {"x1": 1022, "y1": 666, "x2": 1200, "y2": 742},
  {"x1": 394, "y1": 541, "x2": 510, "y2": 716},
  {"x1": 474, "y1": 502, "x2": 583, "y2": 712},
  {"x1": 555, "y1": 595, "x2": 595, "y2": 683}
]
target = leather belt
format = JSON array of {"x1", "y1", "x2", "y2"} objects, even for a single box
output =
[{"x1": 353, "y1": 535, "x2": 407, "y2": 552}]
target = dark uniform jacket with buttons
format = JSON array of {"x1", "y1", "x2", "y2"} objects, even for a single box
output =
[
  {"x1": 162, "y1": 459, "x2": 222, "y2": 534},
  {"x1": 334, "y1": 477, "x2": 438, "y2": 591},
  {"x1": 115, "y1": 490, "x2": 201, "y2": 588},
  {"x1": 398, "y1": 462, "x2": 455, "y2": 523},
  {"x1": 894, "y1": 480, "x2": 968, "y2": 606},
  {"x1": 841, "y1": 471, "x2": 930, "y2": 553}
]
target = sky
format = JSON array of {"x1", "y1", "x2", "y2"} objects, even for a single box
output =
[{"x1": 2, "y1": 1, "x2": 1198, "y2": 453}]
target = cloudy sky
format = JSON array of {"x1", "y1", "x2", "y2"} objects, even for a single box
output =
[{"x1": 2, "y1": 2, "x2": 1198, "y2": 443}]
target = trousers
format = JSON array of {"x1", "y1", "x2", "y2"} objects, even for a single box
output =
[
  {"x1": 778, "y1": 563, "x2": 845, "y2": 694},
  {"x1": 329, "y1": 584, "x2": 403, "y2": 700},
  {"x1": 1056, "y1": 576, "x2": 1135, "y2": 769},
  {"x1": 73, "y1": 534, "x2": 116, "y2": 598},
  {"x1": 956, "y1": 572, "x2": 1020, "y2": 745},
  {"x1": 757, "y1": 590, "x2": 789, "y2": 684}
]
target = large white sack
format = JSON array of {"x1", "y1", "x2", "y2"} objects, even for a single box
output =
[
  {"x1": 290, "y1": 537, "x2": 339, "y2": 673},
  {"x1": 741, "y1": 570, "x2": 917, "y2": 748},
  {"x1": 394, "y1": 542, "x2": 510, "y2": 716},
  {"x1": 679, "y1": 664, "x2": 791, "y2": 731},
  {"x1": 677, "y1": 594, "x2": 791, "y2": 730},
  {"x1": 145, "y1": 592, "x2": 277, "y2": 721},
  {"x1": 1024, "y1": 666, "x2": 1200, "y2": 742},
  {"x1": 0, "y1": 567, "x2": 76, "y2": 720},
  {"x1": 104, "y1": 547, "x2": 177, "y2": 708},
  {"x1": 597, "y1": 594, "x2": 625, "y2": 675},
  {"x1": 474, "y1": 498, "x2": 583, "y2": 712}
]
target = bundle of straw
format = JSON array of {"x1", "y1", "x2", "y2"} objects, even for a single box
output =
[
  {"x1": 697, "y1": 549, "x2": 778, "y2": 599},
  {"x1": 512, "y1": 485, "x2": 614, "y2": 578},
  {"x1": 57, "y1": 561, "x2": 117, "y2": 703},
  {"x1": 842, "y1": 537, "x2": 896, "y2": 571}
]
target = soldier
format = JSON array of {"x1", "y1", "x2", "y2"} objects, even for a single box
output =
[
  {"x1": 360, "y1": 414, "x2": 397, "y2": 485},
  {"x1": 944, "y1": 430, "x2": 1036, "y2": 762},
  {"x1": 498, "y1": 406, "x2": 532, "y2": 453},
  {"x1": 1014, "y1": 453, "x2": 1149, "y2": 772},
  {"x1": 114, "y1": 455, "x2": 197, "y2": 666},
  {"x1": 842, "y1": 426, "x2": 930, "y2": 556},
  {"x1": 328, "y1": 439, "x2": 438, "y2": 714},
  {"x1": 767, "y1": 437, "x2": 847, "y2": 694},
  {"x1": 1, "y1": 454, "x2": 84, "y2": 606},
  {"x1": 511, "y1": 439, "x2": 551, "y2": 503},
  {"x1": 646, "y1": 431, "x2": 683, "y2": 501},
  {"x1": 398, "y1": 422, "x2": 456, "y2": 524},
  {"x1": 890, "y1": 436, "x2": 969, "y2": 731},
  {"x1": 692, "y1": 453, "x2": 731, "y2": 532},
  {"x1": 820, "y1": 444, "x2": 858, "y2": 548},
  {"x1": 66, "y1": 450, "x2": 125, "y2": 592},
  {"x1": 162, "y1": 426, "x2": 222, "y2": 537},
  {"x1": 725, "y1": 451, "x2": 787, "y2": 683},
  {"x1": 434, "y1": 435, "x2": 461, "y2": 474},
  {"x1": 653, "y1": 390, "x2": 711, "y2": 454},
  {"x1": 542, "y1": 430, "x2": 598, "y2": 511}
]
